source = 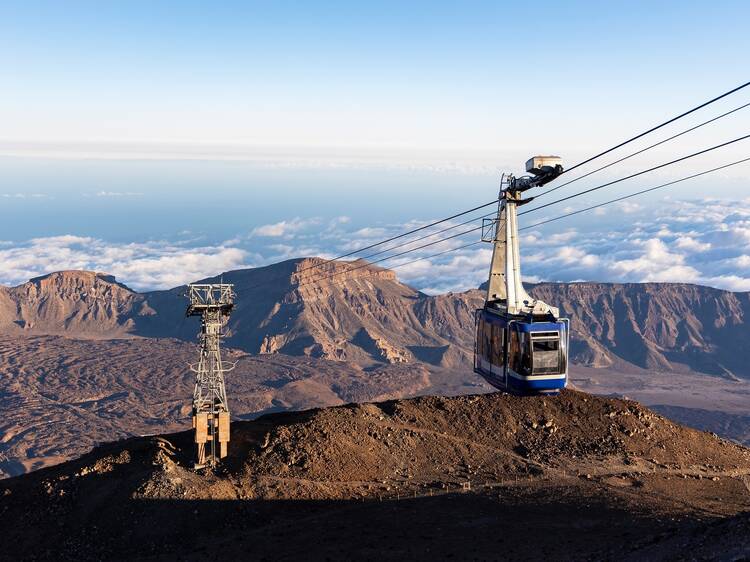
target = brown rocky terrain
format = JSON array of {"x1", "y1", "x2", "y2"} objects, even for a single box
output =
[
  {"x1": 530, "y1": 282, "x2": 750, "y2": 379},
  {"x1": 0, "y1": 335, "x2": 479, "y2": 478},
  {"x1": 1, "y1": 390, "x2": 748, "y2": 560},
  {"x1": 2, "y1": 260, "x2": 750, "y2": 479},
  {"x1": 0, "y1": 271, "x2": 150, "y2": 336},
  {"x1": 3, "y1": 262, "x2": 750, "y2": 379},
  {"x1": 0, "y1": 261, "x2": 480, "y2": 367}
]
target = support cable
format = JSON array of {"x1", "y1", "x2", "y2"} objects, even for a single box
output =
[
  {"x1": 520, "y1": 156, "x2": 750, "y2": 231},
  {"x1": 296, "y1": 224, "x2": 484, "y2": 289},
  {"x1": 245, "y1": 199, "x2": 499, "y2": 291},
  {"x1": 520, "y1": 133, "x2": 750, "y2": 218},
  {"x1": 559, "y1": 80, "x2": 750, "y2": 177},
  {"x1": 540, "y1": 100, "x2": 750, "y2": 197},
  {"x1": 300, "y1": 149, "x2": 750, "y2": 289},
  {"x1": 380, "y1": 240, "x2": 483, "y2": 273},
  {"x1": 354, "y1": 210, "x2": 496, "y2": 263},
  {"x1": 297, "y1": 156, "x2": 750, "y2": 292},
  {"x1": 293, "y1": 200, "x2": 498, "y2": 274}
]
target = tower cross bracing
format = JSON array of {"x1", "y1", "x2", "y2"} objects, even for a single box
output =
[{"x1": 186, "y1": 283, "x2": 235, "y2": 468}]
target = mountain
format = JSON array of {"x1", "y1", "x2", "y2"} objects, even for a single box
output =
[
  {"x1": 529, "y1": 282, "x2": 750, "y2": 378},
  {"x1": 0, "y1": 271, "x2": 152, "y2": 336},
  {"x1": 5, "y1": 260, "x2": 750, "y2": 379},
  {"x1": 0, "y1": 259, "x2": 482, "y2": 368},
  {"x1": 2, "y1": 390, "x2": 748, "y2": 560},
  {"x1": 161, "y1": 257, "x2": 480, "y2": 367},
  {"x1": 3, "y1": 260, "x2": 750, "y2": 477}
]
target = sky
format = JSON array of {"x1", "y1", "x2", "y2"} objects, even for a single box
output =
[{"x1": 0, "y1": 1, "x2": 749, "y2": 292}]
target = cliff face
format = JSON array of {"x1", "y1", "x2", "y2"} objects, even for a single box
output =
[
  {"x1": 0, "y1": 271, "x2": 152, "y2": 336},
  {"x1": 0, "y1": 260, "x2": 482, "y2": 368},
  {"x1": 187, "y1": 258, "x2": 483, "y2": 368},
  {"x1": 2, "y1": 262, "x2": 750, "y2": 377},
  {"x1": 528, "y1": 283, "x2": 750, "y2": 378}
]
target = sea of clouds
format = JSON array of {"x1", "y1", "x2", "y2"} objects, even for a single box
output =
[{"x1": 1, "y1": 197, "x2": 749, "y2": 294}]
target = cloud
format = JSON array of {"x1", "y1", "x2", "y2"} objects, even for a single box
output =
[
  {"x1": 29, "y1": 235, "x2": 94, "y2": 246},
  {"x1": 699, "y1": 275, "x2": 750, "y2": 292},
  {"x1": 0, "y1": 236, "x2": 251, "y2": 290},
  {"x1": 1, "y1": 193, "x2": 48, "y2": 199},
  {"x1": 618, "y1": 201, "x2": 642, "y2": 214},
  {"x1": 351, "y1": 227, "x2": 389, "y2": 238},
  {"x1": 251, "y1": 217, "x2": 320, "y2": 238},
  {"x1": 674, "y1": 236, "x2": 711, "y2": 252},
  {"x1": 3, "y1": 196, "x2": 750, "y2": 295},
  {"x1": 252, "y1": 223, "x2": 288, "y2": 237},
  {"x1": 250, "y1": 197, "x2": 750, "y2": 293},
  {"x1": 513, "y1": 197, "x2": 750, "y2": 291},
  {"x1": 93, "y1": 191, "x2": 143, "y2": 197}
]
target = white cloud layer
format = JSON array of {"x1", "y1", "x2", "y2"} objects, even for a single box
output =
[
  {"x1": 2, "y1": 197, "x2": 750, "y2": 294},
  {"x1": 251, "y1": 217, "x2": 321, "y2": 238},
  {"x1": 0, "y1": 237, "x2": 251, "y2": 290}
]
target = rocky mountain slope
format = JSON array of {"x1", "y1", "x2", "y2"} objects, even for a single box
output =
[
  {"x1": 530, "y1": 282, "x2": 750, "y2": 379},
  {"x1": 0, "y1": 335, "x2": 473, "y2": 478},
  {"x1": 0, "y1": 260, "x2": 480, "y2": 368},
  {"x1": 0, "y1": 271, "x2": 151, "y2": 336},
  {"x1": 2, "y1": 390, "x2": 749, "y2": 560},
  {"x1": 168, "y1": 258, "x2": 479, "y2": 368},
  {"x1": 3, "y1": 260, "x2": 750, "y2": 378}
]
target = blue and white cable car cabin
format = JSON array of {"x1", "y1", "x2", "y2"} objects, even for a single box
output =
[{"x1": 474, "y1": 156, "x2": 570, "y2": 395}]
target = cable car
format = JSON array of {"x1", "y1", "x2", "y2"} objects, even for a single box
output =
[
  {"x1": 474, "y1": 310, "x2": 569, "y2": 395},
  {"x1": 474, "y1": 156, "x2": 570, "y2": 395}
]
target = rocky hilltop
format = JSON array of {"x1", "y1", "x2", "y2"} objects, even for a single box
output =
[
  {"x1": 0, "y1": 271, "x2": 152, "y2": 336},
  {"x1": 194, "y1": 257, "x2": 477, "y2": 367},
  {"x1": 2, "y1": 390, "x2": 748, "y2": 560},
  {"x1": 3, "y1": 259, "x2": 750, "y2": 378}
]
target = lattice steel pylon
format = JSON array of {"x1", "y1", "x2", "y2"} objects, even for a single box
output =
[{"x1": 186, "y1": 284, "x2": 236, "y2": 468}]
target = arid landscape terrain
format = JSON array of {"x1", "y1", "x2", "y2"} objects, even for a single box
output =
[
  {"x1": 1, "y1": 258, "x2": 749, "y2": 480},
  {"x1": 2, "y1": 390, "x2": 749, "y2": 560},
  {"x1": 4, "y1": 3, "x2": 748, "y2": 560}
]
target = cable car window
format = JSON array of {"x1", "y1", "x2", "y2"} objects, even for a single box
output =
[
  {"x1": 483, "y1": 321, "x2": 492, "y2": 361},
  {"x1": 500, "y1": 327, "x2": 507, "y2": 365},
  {"x1": 484, "y1": 322, "x2": 492, "y2": 361},
  {"x1": 491, "y1": 324, "x2": 502, "y2": 364},
  {"x1": 519, "y1": 332, "x2": 531, "y2": 376},
  {"x1": 476, "y1": 318, "x2": 484, "y2": 357},
  {"x1": 508, "y1": 328, "x2": 519, "y2": 372},
  {"x1": 533, "y1": 340, "x2": 559, "y2": 352}
]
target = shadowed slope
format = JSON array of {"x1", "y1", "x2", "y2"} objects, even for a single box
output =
[{"x1": 2, "y1": 390, "x2": 748, "y2": 560}]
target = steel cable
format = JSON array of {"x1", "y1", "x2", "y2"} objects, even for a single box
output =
[{"x1": 558, "y1": 80, "x2": 750, "y2": 177}]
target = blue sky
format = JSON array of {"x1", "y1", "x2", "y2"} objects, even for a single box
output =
[{"x1": 0, "y1": 1, "x2": 749, "y2": 291}]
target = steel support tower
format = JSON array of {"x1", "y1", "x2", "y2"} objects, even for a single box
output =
[
  {"x1": 186, "y1": 284, "x2": 235, "y2": 468},
  {"x1": 482, "y1": 156, "x2": 564, "y2": 317}
]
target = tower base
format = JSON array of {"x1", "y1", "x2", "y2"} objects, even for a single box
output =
[{"x1": 193, "y1": 412, "x2": 230, "y2": 468}]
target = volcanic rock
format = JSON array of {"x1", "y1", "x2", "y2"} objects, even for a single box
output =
[{"x1": 2, "y1": 390, "x2": 748, "y2": 560}]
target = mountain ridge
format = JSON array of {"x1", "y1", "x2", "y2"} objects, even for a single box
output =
[
  {"x1": 2, "y1": 260, "x2": 750, "y2": 478},
  {"x1": 2, "y1": 260, "x2": 750, "y2": 377}
]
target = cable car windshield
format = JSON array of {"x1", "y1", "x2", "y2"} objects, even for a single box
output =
[
  {"x1": 533, "y1": 340, "x2": 559, "y2": 352},
  {"x1": 530, "y1": 330, "x2": 565, "y2": 375}
]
